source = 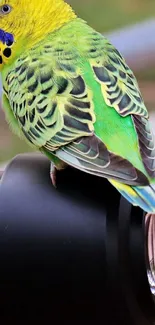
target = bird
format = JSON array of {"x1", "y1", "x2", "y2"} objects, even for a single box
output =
[{"x1": 0, "y1": 0, "x2": 155, "y2": 213}]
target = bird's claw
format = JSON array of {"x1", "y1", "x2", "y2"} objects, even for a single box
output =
[{"x1": 50, "y1": 166, "x2": 57, "y2": 188}]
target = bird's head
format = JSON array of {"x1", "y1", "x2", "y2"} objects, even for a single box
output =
[{"x1": 0, "y1": 0, "x2": 76, "y2": 70}]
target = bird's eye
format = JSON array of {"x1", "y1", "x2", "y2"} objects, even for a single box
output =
[{"x1": 1, "y1": 4, "x2": 12, "y2": 15}]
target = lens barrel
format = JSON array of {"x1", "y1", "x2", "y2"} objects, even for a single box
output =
[{"x1": 0, "y1": 153, "x2": 154, "y2": 324}]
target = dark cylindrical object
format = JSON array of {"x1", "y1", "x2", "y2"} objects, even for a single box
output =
[{"x1": 0, "y1": 153, "x2": 154, "y2": 324}]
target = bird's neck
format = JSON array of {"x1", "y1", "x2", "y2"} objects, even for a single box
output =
[{"x1": 23, "y1": 0, "x2": 77, "y2": 49}]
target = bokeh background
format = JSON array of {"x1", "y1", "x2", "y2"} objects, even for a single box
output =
[{"x1": 0, "y1": 0, "x2": 155, "y2": 164}]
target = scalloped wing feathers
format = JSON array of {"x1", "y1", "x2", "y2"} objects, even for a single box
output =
[{"x1": 2, "y1": 19, "x2": 155, "y2": 201}]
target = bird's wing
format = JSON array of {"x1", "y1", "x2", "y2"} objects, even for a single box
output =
[
  {"x1": 3, "y1": 46, "x2": 95, "y2": 149},
  {"x1": 3, "y1": 33, "x2": 153, "y2": 185},
  {"x1": 55, "y1": 31, "x2": 155, "y2": 184},
  {"x1": 88, "y1": 35, "x2": 155, "y2": 179}
]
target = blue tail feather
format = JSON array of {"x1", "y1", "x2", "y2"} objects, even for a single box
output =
[
  {"x1": 109, "y1": 180, "x2": 155, "y2": 213},
  {"x1": 132, "y1": 184, "x2": 155, "y2": 212}
]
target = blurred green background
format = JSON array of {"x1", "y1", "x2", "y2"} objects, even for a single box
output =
[
  {"x1": 0, "y1": 0, "x2": 155, "y2": 163},
  {"x1": 68, "y1": 0, "x2": 155, "y2": 32}
]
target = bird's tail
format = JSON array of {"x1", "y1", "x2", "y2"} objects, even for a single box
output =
[{"x1": 109, "y1": 179, "x2": 155, "y2": 213}]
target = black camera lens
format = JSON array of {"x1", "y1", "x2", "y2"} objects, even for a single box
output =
[{"x1": 0, "y1": 154, "x2": 155, "y2": 324}]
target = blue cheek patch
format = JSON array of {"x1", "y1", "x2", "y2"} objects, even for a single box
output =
[{"x1": 0, "y1": 29, "x2": 14, "y2": 46}]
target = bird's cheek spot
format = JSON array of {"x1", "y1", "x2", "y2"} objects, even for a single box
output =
[
  {"x1": 0, "y1": 56, "x2": 3, "y2": 64},
  {"x1": 3, "y1": 47, "x2": 11, "y2": 58},
  {"x1": 6, "y1": 39, "x2": 13, "y2": 47}
]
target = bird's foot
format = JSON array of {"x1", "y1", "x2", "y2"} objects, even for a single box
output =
[
  {"x1": 50, "y1": 161, "x2": 67, "y2": 188},
  {"x1": 50, "y1": 165, "x2": 57, "y2": 188}
]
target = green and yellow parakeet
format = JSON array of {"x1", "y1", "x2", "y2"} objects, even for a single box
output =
[{"x1": 0, "y1": 0, "x2": 155, "y2": 212}]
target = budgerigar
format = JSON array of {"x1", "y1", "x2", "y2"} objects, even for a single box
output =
[{"x1": 0, "y1": 0, "x2": 155, "y2": 212}]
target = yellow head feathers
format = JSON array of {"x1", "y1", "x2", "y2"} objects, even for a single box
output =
[
  {"x1": 0, "y1": 0, "x2": 76, "y2": 53},
  {"x1": 0, "y1": 0, "x2": 76, "y2": 69}
]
